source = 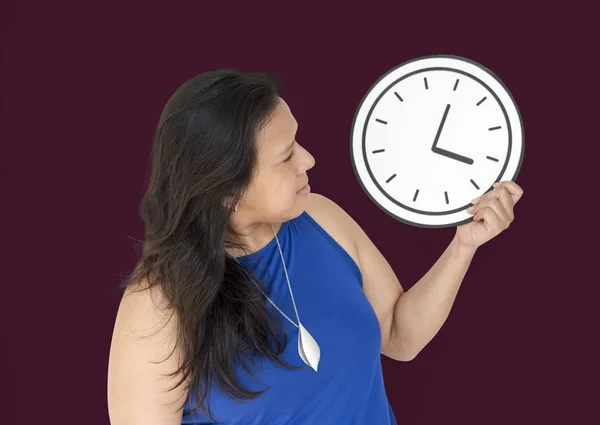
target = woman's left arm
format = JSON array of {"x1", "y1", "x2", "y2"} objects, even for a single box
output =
[{"x1": 389, "y1": 181, "x2": 524, "y2": 360}]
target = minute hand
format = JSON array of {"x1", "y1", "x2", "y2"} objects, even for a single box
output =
[{"x1": 431, "y1": 104, "x2": 474, "y2": 165}]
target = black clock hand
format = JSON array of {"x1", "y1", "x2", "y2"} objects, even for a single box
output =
[
  {"x1": 432, "y1": 104, "x2": 451, "y2": 149},
  {"x1": 431, "y1": 146, "x2": 474, "y2": 164},
  {"x1": 431, "y1": 103, "x2": 474, "y2": 165}
]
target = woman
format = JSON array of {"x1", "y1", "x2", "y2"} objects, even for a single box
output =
[{"x1": 107, "y1": 69, "x2": 522, "y2": 425}]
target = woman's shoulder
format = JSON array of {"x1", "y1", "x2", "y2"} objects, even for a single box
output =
[
  {"x1": 303, "y1": 193, "x2": 361, "y2": 269},
  {"x1": 108, "y1": 278, "x2": 189, "y2": 424}
]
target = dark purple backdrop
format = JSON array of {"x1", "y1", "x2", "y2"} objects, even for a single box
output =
[{"x1": 1, "y1": 1, "x2": 598, "y2": 424}]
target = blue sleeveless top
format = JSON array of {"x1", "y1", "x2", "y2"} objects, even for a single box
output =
[{"x1": 181, "y1": 210, "x2": 398, "y2": 425}]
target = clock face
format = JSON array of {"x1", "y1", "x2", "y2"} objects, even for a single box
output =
[{"x1": 350, "y1": 55, "x2": 525, "y2": 228}]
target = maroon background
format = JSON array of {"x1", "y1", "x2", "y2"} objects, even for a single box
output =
[{"x1": 1, "y1": 1, "x2": 598, "y2": 424}]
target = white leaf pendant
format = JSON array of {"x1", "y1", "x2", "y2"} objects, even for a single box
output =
[{"x1": 298, "y1": 322, "x2": 320, "y2": 371}]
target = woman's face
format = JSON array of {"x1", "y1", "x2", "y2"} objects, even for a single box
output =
[{"x1": 238, "y1": 97, "x2": 316, "y2": 223}]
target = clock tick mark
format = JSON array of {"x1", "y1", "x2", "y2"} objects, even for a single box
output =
[
  {"x1": 394, "y1": 92, "x2": 404, "y2": 102},
  {"x1": 413, "y1": 189, "x2": 419, "y2": 202},
  {"x1": 444, "y1": 191, "x2": 449, "y2": 204},
  {"x1": 470, "y1": 179, "x2": 480, "y2": 190},
  {"x1": 376, "y1": 119, "x2": 388, "y2": 124},
  {"x1": 424, "y1": 77, "x2": 429, "y2": 90},
  {"x1": 372, "y1": 149, "x2": 385, "y2": 154},
  {"x1": 489, "y1": 126, "x2": 501, "y2": 131},
  {"x1": 386, "y1": 174, "x2": 397, "y2": 183},
  {"x1": 477, "y1": 96, "x2": 487, "y2": 106},
  {"x1": 453, "y1": 79, "x2": 460, "y2": 91},
  {"x1": 486, "y1": 156, "x2": 499, "y2": 162}
]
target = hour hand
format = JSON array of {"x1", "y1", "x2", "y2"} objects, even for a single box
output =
[{"x1": 432, "y1": 146, "x2": 474, "y2": 164}]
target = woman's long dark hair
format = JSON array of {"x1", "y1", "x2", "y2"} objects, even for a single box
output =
[{"x1": 116, "y1": 68, "x2": 304, "y2": 422}]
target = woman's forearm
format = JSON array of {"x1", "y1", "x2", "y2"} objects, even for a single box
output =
[{"x1": 391, "y1": 237, "x2": 477, "y2": 360}]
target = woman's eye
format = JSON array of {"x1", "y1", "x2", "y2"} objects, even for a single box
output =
[{"x1": 284, "y1": 151, "x2": 294, "y2": 162}]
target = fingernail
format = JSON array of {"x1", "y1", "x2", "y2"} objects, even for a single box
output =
[
  {"x1": 471, "y1": 197, "x2": 480, "y2": 204},
  {"x1": 493, "y1": 182, "x2": 500, "y2": 187},
  {"x1": 467, "y1": 206, "x2": 474, "y2": 213}
]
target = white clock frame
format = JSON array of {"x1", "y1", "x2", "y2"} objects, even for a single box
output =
[{"x1": 350, "y1": 54, "x2": 524, "y2": 228}]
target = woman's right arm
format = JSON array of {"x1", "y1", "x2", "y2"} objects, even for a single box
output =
[{"x1": 107, "y1": 279, "x2": 190, "y2": 425}]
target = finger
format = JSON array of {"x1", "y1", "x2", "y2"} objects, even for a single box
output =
[
  {"x1": 493, "y1": 181, "x2": 524, "y2": 204},
  {"x1": 473, "y1": 207, "x2": 504, "y2": 233},
  {"x1": 470, "y1": 198, "x2": 510, "y2": 226},
  {"x1": 477, "y1": 187, "x2": 514, "y2": 222},
  {"x1": 496, "y1": 188, "x2": 515, "y2": 222}
]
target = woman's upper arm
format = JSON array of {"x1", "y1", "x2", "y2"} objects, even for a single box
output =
[{"x1": 107, "y1": 280, "x2": 190, "y2": 425}]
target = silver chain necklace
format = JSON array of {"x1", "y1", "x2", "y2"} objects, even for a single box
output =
[{"x1": 229, "y1": 223, "x2": 321, "y2": 372}]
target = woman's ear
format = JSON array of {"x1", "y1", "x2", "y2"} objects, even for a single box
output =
[{"x1": 223, "y1": 195, "x2": 239, "y2": 212}]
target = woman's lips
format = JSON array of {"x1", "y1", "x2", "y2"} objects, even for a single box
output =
[{"x1": 297, "y1": 183, "x2": 311, "y2": 195}]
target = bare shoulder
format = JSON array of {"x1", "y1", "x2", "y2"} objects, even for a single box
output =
[
  {"x1": 108, "y1": 279, "x2": 189, "y2": 425},
  {"x1": 304, "y1": 192, "x2": 362, "y2": 270}
]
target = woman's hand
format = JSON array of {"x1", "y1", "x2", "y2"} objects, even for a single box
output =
[{"x1": 454, "y1": 180, "x2": 524, "y2": 249}]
